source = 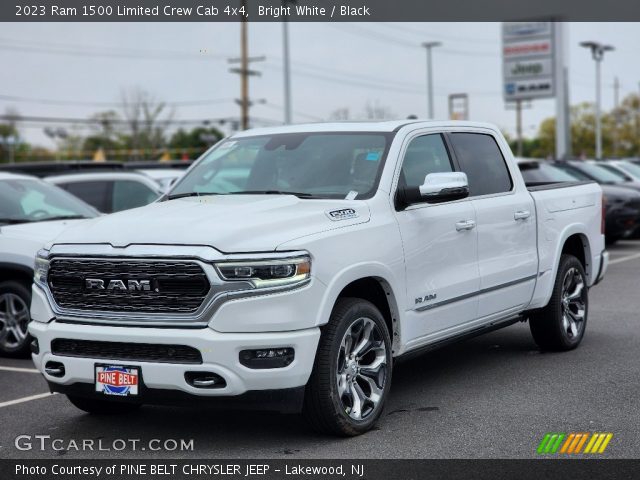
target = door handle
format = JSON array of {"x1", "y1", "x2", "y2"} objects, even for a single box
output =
[
  {"x1": 455, "y1": 220, "x2": 476, "y2": 231},
  {"x1": 514, "y1": 210, "x2": 531, "y2": 221}
]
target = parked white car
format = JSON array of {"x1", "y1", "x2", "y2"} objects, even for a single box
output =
[
  {"x1": 0, "y1": 173, "x2": 98, "y2": 356},
  {"x1": 30, "y1": 121, "x2": 607, "y2": 435},
  {"x1": 46, "y1": 172, "x2": 162, "y2": 213}
]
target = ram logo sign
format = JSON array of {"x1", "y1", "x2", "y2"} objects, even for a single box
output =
[{"x1": 85, "y1": 278, "x2": 152, "y2": 292}]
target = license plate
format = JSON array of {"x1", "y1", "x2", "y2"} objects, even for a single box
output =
[{"x1": 95, "y1": 365, "x2": 139, "y2": 396}]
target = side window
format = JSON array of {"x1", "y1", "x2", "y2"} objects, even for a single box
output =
[
  {"x1": 449, "y1": 133, "x2": 513, "y2": 196},
  {"x1": 112, "y1": 180, "x2": 159, "y2": 212},
  {"x1": 63, "y1": 181, "x2": 112, "y2": 213},
  {"x1": 400, "y1": 134, "x2": 453, "y2": 188}
]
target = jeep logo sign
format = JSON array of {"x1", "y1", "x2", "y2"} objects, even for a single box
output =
[{"x1": 85, "y1": 279, "x2": 152, "y2": 292}]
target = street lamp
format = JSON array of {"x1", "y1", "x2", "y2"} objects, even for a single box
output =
[
  {"x1": 422, "y1": 41, "x2": 441, "y2": 119},
  {"x1": 580, "y1": 41, "x2": 614, "y2": 159}
]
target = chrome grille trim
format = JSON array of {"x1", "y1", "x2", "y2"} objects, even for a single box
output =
[
  {"x1": 40, "y1": 246, "x2": 312, "y2": 328},
  {"x1": 48, "y1": 258, "x2": 210, "y2": 314}
]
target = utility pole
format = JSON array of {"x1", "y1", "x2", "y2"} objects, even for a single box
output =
[
  {"x1": 637, "y1": 81, "x2": 640, "y2": 157},
  {"x1": 228, "y1": 0, "x2": 265, "y2": 130},
  {"x1": 282, "y1": 0, "x2": 295, "y2": 124},
  {"x1": 613, "y1": 76, "x2": 620, "y2": 156},
  {"x1": 422, "y1": 41, "x2": 441, "y2": 119},
  {"x1": 580, "y1": 41, "x2": 614, "y2": 160},
  {"x1": 516, "y1": 99, "x2": 523, "y2": 157}
]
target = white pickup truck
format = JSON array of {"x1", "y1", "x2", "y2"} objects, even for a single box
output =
[{"x1": 29, "y1": 121, "x2": 608, "y2": 436}]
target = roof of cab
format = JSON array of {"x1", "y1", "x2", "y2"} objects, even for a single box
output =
[{"x1": 231, "y1": 120, "x2": 499, "y2": 137}]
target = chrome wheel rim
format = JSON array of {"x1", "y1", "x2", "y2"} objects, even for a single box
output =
[
  {"x1": 0, "y1": 293, "x2": 30, "y2": 350},
  {"x1": 336, "y1": 317, "x2": 388, "y2": 421},
  {"x1": 561, "y1": 268, "x2": 586, "y2": 340}
]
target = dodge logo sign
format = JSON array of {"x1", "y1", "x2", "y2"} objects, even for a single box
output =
[{"x1": 85, "y1": 279, "x2": 152, "y2": 292}]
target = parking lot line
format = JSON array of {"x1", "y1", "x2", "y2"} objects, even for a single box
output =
[
  {"x1": 609, "y1": 251, "x2": 640, "y2": 265},
  {"x1": 0, "y1": 365, "x2": 39, "y2": 374},
  {"x1": 0, "y1": 392, "x2": 55, "y2": 409}
]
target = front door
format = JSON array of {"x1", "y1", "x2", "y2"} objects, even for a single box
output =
[{"x1": 394, "y1": 133, "x2": 481, "y2": 348}]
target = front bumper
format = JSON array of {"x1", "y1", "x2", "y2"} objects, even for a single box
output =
[{"x1": 29, "y1": 320, "x2": 320, "y2": 399}]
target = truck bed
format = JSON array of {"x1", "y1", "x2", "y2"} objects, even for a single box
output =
[{"x1": 526, "y1": 180, "x2": 604, "y2": 310}]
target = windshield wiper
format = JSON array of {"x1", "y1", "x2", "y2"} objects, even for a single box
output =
[
  {"x1": 166, "y1": 192, "x2": 219, "y2": 200},
  {"x1": 0, "y1": 218, "x2": 34, "y2": 225},
  {"x1": 228, "y1": 190, "x2": 315, "y2": 198},
  {"x1": 38, "y1": 215, "x2": 89, "y2": 222}
]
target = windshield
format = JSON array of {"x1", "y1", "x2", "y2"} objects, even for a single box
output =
[
  {"x1": 571, "y1": 162, "x2": 627, "y2": 183},
  {"x1": 0, "y1": 178, "x2": 98, "y2": 225},
  {"x1": 615, "y1": 161, "x2": 640, "y2": 179},
  {"x1": 170, "y1": 132, "x2": 393, "y2": 199},
  {"x1": 519, "y1": 162, "x2": 579, "y2": 183}
]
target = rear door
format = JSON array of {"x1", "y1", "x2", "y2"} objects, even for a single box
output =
[
  {"x1": 394, "y1": 132, "x2": 480, "y2": 345},
  {"x1": 448, "y1": 132, "x2": 537, "y2": 319}
]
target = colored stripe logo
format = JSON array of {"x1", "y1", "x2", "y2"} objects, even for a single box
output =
[{"x1": 537, "y1": 433, "x2": 613, "y2": 454}]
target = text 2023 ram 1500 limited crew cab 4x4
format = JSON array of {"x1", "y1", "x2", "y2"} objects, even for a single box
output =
[{"x1": 29, "y1": 121, "x2": 608, "y2": 436}]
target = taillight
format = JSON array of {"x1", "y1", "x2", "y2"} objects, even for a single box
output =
[{"x1": 601, "y1": 193, "x2": 606, "y2": 235}]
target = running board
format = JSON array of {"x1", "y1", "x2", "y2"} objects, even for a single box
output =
[{"x1": 395, "y1": 314, "x2": 526, "y2": 364}]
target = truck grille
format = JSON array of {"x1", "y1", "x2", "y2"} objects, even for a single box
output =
[
  {"x1": 47, "y1": 258, "x2": 210, "y2": 314},
  {"x1": 51, "y1": 338, "x2": 203, "y2": 364}
]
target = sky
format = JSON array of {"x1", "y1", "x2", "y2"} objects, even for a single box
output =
[{"x1": 0, "y1": 21, "x2": 639, "y2": 148}]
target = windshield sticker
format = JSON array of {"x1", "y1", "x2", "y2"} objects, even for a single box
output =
[
  {"x1": 326, "y1": 208, "x2": 359, "y2": 221},
  {"x1": 365, "y1": 152, "x2": 381, "y2": 161},
  {"x1": 345, "y1": 191, "x2": 359, "y2": 200},
  {"x1": 218, "y1": 140, "x2": 237, "y2": 149}
]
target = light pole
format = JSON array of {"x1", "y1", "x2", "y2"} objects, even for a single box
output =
[
  {"x1": 580, "y1": 41, "x2": 614, "y2": 159},
  {"x1": 422, "y1": 41, "x2": 441, "y2": 119},
  {"x1": 282, "y1": 0, "x2": 296, "y2": 124}
]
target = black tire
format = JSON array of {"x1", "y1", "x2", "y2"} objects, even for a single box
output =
[
  {"x1": 529, "y1": 254, "x2": 588, "y2": 351},
  {"x1": 303, "y1": 298, "x2": 392, "y2": 436},
  {"x1": 0, "y1": 281, "x2": 32, "y2": 358},
  {"x1": 67, "y1": 395, "x2": 142, "y2": 414}
]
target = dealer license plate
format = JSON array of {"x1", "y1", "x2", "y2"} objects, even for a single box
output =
[{"x1": 95, "y1": 365, "x2": 139, "y2": 396}]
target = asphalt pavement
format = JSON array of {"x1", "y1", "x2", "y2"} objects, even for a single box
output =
[{"x1": 1, "y1": 242, "x2": 639, "y2": 459}]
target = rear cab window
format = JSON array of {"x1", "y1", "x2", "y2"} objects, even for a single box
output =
[{"x1": 448, "y1": 133, "x2": 513, "y2": 197}]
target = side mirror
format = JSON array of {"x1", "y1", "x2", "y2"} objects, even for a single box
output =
[
  {"x1": 396, "y1": 171, "x2": 469, "y2": 210},
  {"x1": 419, "y1": 172, "x2": 470, "y2": 203}
]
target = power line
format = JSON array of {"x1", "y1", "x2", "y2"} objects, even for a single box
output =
[
  {"x1": 0, "y1": 94, "x2": 234, "y2": 108},
  {"x1": 378, "y1": 22, "x2": 498, "y2": 45},
  {"x1": 0, "y1": 38, "x2": 227, "y2": 61},
  {"x1": 328, "y1": 24, "x2": 498, "y2": 58}
]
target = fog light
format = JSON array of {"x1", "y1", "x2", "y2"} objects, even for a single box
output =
[
  {"x1": 239, "y1": 348, "x2": 295, "y2": 369},
  {"x1": 30, "y1": 338, "x2": 39, "y2": 355},
  {"x1": 44, "y1": 361, "x2": 65, "y2": 378}
]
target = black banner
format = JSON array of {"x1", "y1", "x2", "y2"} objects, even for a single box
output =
[
  {"x1": 2, "y1": 460, "x2": 640, "y2": 480},
  {"x1": 3, "y1": 0, "x2": 640, "y2": 22}
]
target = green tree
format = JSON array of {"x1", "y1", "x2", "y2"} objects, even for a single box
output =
[{"x1": 168, "y1": 127, "x2": 223, "y2": 152}]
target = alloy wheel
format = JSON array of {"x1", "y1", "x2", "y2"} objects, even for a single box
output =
[
  {"x1": 560, "y1": 267, "x2": 586, "y2": 339},
  {"x1": 0, "y1": 293, "x2": 30, "y2": 350},
  {"x1": 336, "y1": 317, "x2": 388, "y2": 421}
]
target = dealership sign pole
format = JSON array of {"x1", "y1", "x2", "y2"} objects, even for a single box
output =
[{"x1": 502, "y1": 21, "x2": 570, "y2": 159}]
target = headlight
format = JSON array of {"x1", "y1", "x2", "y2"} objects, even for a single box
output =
[
  {"x1": 215, "y1": 255, "x2": 311, "y2": 289},
  {"x1": 34, "y1": 248, "x2": 50, "y2": 288}
]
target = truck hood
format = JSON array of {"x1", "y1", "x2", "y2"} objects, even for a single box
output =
[{"x1": 50, "y1": 195, "x2": 371, "y2": 253}]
